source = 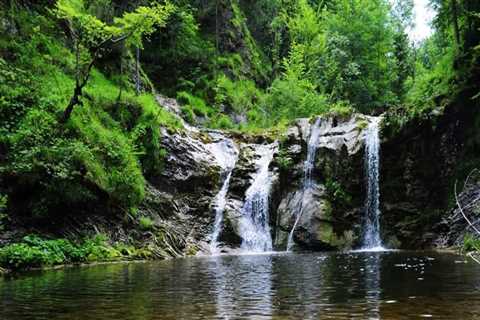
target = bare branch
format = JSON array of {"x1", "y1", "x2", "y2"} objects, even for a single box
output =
[
  {"x1": 464, "y1": 168, "x2": 479, "y2": 189},
  {"x1": 468, "y1": 252, "x2": 480, "y2": 265},
  {"x1": 455, "y1": 180, "x2": 480, "y2": 236}
]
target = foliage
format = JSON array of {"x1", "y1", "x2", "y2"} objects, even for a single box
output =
[
  {"x1": 214, "y1": 75, "x2": 263, "y2": 115},
  {"x1": 406, "y1": 37, "x2": 456, "y2": 111},
  {"x1": 463, "y1": 233, "x2": 480, "y2": 252},
  {"x1": 54, "y1": 0, "x2": 175, "y2": 120},
  {"x1": 54, "y1": 0, "x2": 175, "y2": 50},
  {"x1": 326, "y1": 178, "x2": 352, "y2": 205},
  {"x1": 209, "y1": 115, "x2": 235, "y2": 130},
  {"x1": 276, "y1": 149, "x2": 293, "y2": 171},
  {"x1": 0, "y1": 234, "x2": 133, "y2": 270},
  {"x1": 177, "y1": 91, "x2": 213, "y2": 119},
  {"x1": 264, "y1": 43, "x2": 329, "y2": 121},
  {"x1": 0, "y1": 6, "x2": 182, "y2": 218}
]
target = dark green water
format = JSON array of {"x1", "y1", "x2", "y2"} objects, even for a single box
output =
[{"x1": 1, "y1": 251, "x2": 479, "y2": 319}]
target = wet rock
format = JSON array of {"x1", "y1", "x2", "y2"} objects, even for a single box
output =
[
  {"x1": 273, "y1": 114, "x2": 371, "y2": 250},
  {"x1": 221, "y1": 142, "x2": 279, "y2": 247},
  {"x1": 380, "y1": 102, "x2": 479, "y2": 249},
  {"x1": 144, "y1": 127, "x2": 226, "y2": 247}
]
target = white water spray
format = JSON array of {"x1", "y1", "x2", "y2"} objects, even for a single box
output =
[
  {"x1": 239, "y1": 143, "x2": 277, "y2": 252},
  {"x1": 209, "y1": 136, "x2": 238, "y2": 254},
  {"x1": 286, "y1": 118, "x2": 322, "y2": 251},
  {"x1": 362, "y1": 117, "x2": 384, "y2": 250}
]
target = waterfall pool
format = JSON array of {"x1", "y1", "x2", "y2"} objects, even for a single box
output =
[{"x1": 1, "y1": 251, "x2": 479, "y2": 319}]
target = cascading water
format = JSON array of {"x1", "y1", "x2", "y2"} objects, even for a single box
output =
[
  {"x1": 286, "y1": 118, "x2": 322, "y2": 251},
  {"x1": 208, "y1": 136, "x2": 238, "y2": 254},
  {"x1": 362, "y1": 117, "x2": 384, "y2": 250},
  {"x1": 239, "y1": 143, "x2": 278, "y2": 252}
]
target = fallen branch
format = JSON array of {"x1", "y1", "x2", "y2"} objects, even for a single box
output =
[
  {"x1": 455, "y1": 180, "x2": 480, "y2": 235},
  {"x1": 467, "y1": 252, "x2": 480, "y2": 265},
  {"x1": 455, "y1": 171, "x2": 480, "y2": 265}
]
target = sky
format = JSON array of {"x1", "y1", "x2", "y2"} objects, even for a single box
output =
[{"x1": 409, "y1": 0, "x2": 436, "y2": 43}]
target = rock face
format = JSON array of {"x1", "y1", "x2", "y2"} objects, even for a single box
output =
[
  {"x1": 221, "y1": 142, "x2": 279, "y2": 250},
  {"x1": 380, "y1": 99, "x2": 480, "y2": 249},
  {"x1": 273, "y1": 115, "x2": 372, "y2": 250},
  {"x1": 145, "y1": 127, "x2": 224, "y2": 251},
  {"x1": 145, "y1": 125, "x2": 280, "y2": 253},
  {"x1": 142, "y1": 113, "x2": 375, "y2": 253},
  {"x1": 138, "y1": 103, "x2": 480, "y2": 254}
]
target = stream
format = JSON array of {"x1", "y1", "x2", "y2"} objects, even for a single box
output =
[{"x1": 1, "y1": 251, "x2": 479, "y2": 319}]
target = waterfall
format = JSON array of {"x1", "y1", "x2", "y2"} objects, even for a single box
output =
[
  {"x1": 209, "y1": 136, "x2": 238, "y2": 254},
  {"x1": 362, "y1": 117, "x2": 384, "y2": 250},
  {"x1": 286, "y1": 118, "x2": 322, "y2": 251},
  {"x1": 239, "y1": 143, "x2": 277, "y2": 252}
]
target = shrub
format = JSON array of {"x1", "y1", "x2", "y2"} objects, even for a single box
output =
[
  {"x1": 0, "y1": 234, "x2": 129, "y2": 270},
  {"x1": 327, "y1": 101, "x2": 354, "y2": 118},
  {"x1": 325, "y1": 178, "x2": 352, "y2": 205},
  {"x1": 177, "y1": 91, "x2": 214, "y2": 118},
  {"x1": 214, "y1": 75, "x2": 263, "y2": 114},
  {"x1": 463, "y1": 233, "x2": 480, "y2": 252},
  {"x1": 210, "y1": 115, "x2": 235, "y2": 130},
  {"x1": 276, "y1": 149, "x2": 294, "y2": 171}
]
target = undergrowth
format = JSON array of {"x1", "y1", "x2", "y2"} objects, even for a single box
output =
[{"x1": 0, "y1": 234, "x2": 152, "y2": 271}]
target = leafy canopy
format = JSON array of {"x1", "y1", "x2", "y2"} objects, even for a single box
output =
[{"x1": 55, "y1": 0, "x2": 175, "y2": 49}]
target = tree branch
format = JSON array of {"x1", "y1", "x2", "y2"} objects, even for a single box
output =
[{"x1": 455, "y1": 179, "x2": 480, "y2": 236}]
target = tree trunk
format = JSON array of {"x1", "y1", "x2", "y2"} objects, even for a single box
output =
[
  {"x1": 62, "y1": 85, "x2": 82, "y2": 122},
  {"x1": 135, "y1": 47, "x2": 140, "y2": 95},
  {"x1": 451, "y1": 0, "x2": 461, "y2": 50}
]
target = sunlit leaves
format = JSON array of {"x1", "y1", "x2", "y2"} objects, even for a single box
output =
[{"x1": 54, "y1": 0, "x2": 175, "y2": 49}]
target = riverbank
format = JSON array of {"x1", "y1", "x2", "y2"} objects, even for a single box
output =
[
  {"x1": 0, "y1": 234, "x2": 180, "y2": 274},
  {"x1": 2, "y1": 243, "x2": 477, "y2": 276}
]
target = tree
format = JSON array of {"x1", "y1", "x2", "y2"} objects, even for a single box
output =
[
  {"x1": 320, "y1": 0, "x2": 396, "y2": 110},
  {"x1": 55, "y1": 0, "x2": 175, "y2": 122},
  {"x1": 391, "y1": 0, "x2": 414, "y2": 102},
  {"x1": 391, "y1": 0, "x2": 414, "y2": 30}
]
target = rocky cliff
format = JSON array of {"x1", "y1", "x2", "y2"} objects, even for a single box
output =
[{"x1": 3, "y1": 100, "x2": 476, "y2": 256}]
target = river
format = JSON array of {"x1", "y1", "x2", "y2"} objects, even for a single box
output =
[{"x1": 1, "y1": 251, "x2": 479, "y2": 319}]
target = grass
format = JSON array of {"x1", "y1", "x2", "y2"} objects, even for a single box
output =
[
  {"x1": 0, "y1": 7, "x2": 184, "y2": 216},
  {"x1": 0, "y1": 234, "x2": 152, "y2": 271}
]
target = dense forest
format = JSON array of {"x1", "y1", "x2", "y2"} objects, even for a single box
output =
[{"x1": 0, "y1": 0, "x2": 479, "y2": 272}]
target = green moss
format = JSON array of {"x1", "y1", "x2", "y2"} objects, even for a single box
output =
[
  {"x1": 229, "y1": 0, "x2": 271, "y2": 82},
  {"x1": 318, "y1": 223, "x2": 335, "y2": 244},
  {"x1": 139, "y1": 216, "x2": 155, "y2": 231},
  {"x1": 329, "y1": 230, "x2": 356, "y2": 250},
  {"x1": 185, "y1": 244, "x2": 199, "y2": 256},
  {"x1": 326, "y1": 101, "x2": 355, "y2": 118},
  {"x1": 356, "y1": 118, "x2": 369, "y2": 130}
]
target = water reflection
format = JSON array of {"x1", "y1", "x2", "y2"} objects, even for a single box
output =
[
  {"x1": 211, "y1": 254, "x2": 272, "y2": 319},
  {"x1": 364, "y1": 254, "x2": 381, "y2": 320},
  {"x1": 1, "y1": 251, "x2": 480, "y2": 319}
]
